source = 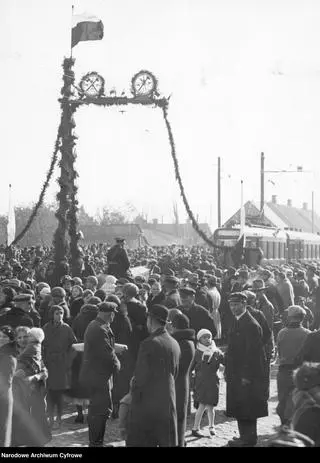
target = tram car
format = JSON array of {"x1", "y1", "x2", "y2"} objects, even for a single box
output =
[{"x1": 212, "y1": 225, "x2": 320, "y2": 266}]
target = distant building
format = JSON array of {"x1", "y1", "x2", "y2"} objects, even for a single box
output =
[
  {"x1": 90, "y1": 221, "x2": 212, "y2": 248},
  {"x1": 223, "y1": 196, "x2": 320, "y2": 234}
]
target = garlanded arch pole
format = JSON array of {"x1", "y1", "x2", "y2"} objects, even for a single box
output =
[
  {"x1": 55, "y1": 58, "x2": 223, "y2": 276},
  {"x1": 10, "y1": 57, "x2": 224, "y2": 278}
]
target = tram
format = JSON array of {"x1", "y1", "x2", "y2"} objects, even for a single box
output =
[{"x1": 212, "y1": 225, "x2": 320, "y2": 266}]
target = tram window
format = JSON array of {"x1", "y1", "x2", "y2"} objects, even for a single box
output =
[
  {"x1": 279, "y1": 242, "x2": 284, "y2": 258},
  {"x1": 266, "y1": 241, "x2": 270, "y2": 258},
  {"x1": 273, "y1": 242, "x2": 278, "y2": 258},
  {"x1": 261, "y1": 241, "x2": 267, "y2": 256},
  {"x1": 306, "y1": 245, "x2": 309, "y2": 259},
  {"x1": 311, "y1": 244, "x2": 314, "y2": 259}
]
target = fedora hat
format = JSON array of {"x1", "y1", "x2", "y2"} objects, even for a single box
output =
[{"x1": 147, "y1": 304, "x2": 169, "y2": 325}]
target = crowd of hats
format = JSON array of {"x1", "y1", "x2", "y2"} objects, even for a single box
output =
[{"x1": 0, "y1": 241, "x2": 319, "y2": 328}]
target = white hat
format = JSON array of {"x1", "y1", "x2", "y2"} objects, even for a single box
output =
[
  {"x1": 29, "y1": 327, "x2": 45, "y2": 343},
  {"x1": 197, "y1": 329, "x2": 213, "y2": 341}
]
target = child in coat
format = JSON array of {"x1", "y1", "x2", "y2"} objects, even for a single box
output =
[{"x1": 191, "y1": 329, "x2": 224, "y2": 437}]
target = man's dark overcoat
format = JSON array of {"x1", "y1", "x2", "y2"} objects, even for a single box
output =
[
  {"x1": 80, "y1": 318, "x2": 120, "y2": 388},
  {"x1": 171, "y1": 328, "x2": 195, "y2": 447},
  {"x1": 127, "y1": 327, "x2": 181, "y2": 447},
  {"x1": 180, "y1": 303, "x2": 217, "y2": 338},
  {"x1": 225, "y1": 310, "x2": 269, "y2": 420}
]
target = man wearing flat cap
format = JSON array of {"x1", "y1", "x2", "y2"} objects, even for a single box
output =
[
  {"x1": 80, "y1": 302, "x2": 121, "y2": 447},
  {"x1": 127, "y1": 304, "x2": 181, "y2": 447},
  {"x1": 0, "y1": 293, "x2": 34, "y2": 328},
  {"x1": 225, "y1": 292, "x2": 269, "y2": 447},
  {"x1": 178, "y1": 287, "x2": 217, "y2": 338},
  {"x1": 107, "y1": 238, "x2": 130, "y2": 279}
]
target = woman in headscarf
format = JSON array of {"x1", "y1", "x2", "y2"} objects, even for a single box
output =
[{"x1": 12, "y1": 327, "x2": 51, "y2": 446}]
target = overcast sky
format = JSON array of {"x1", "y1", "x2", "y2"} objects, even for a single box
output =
[{"x1": 1, "y1": 0, "x2": 320, "y2": 230}]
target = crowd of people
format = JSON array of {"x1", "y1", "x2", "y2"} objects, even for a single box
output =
[{"x1": 0, "y1": 238, "x2": 320, "y2": 447}]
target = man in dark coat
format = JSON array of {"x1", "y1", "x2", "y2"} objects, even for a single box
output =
[
  {"x1": 127, "y1": 304, "x2": 181, "y2": 447},
  {"x1": 296, "y1": 328, "x2": 320, "y2": 364},
  {"x1": 162, "y1": 276, "x2": 181, "y2": 309},
  {"x1": 80, "y1": 302, "x2": 121, "y2": 447},
  {"x1": 225, "y1": 292, "x2": 269, "y2": 447},
  {"x1": 170, "y1": 313, "x2": 195, "y2": 447},
  {"x1": 107, "y1": 238, "x2": 130, "y2": 279},
  {"x1": 0, "y1": 294, "x2": 34, "y2": 328},
  {"x1": 178, "y1": 287, "x2": 217, "y2": 338},
  {"x1": 122, "y1": 283, "x2": 148, "y2": 364}
]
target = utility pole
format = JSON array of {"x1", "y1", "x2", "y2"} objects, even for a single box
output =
[
  {"x1": 218, "y1": 157, "x2": 221, "y2": 227},
  {"x1": 312, "y1": 191, "x2": 314, "y2": 233},
  {"x1": 260, "y1": 152, "x2": 265, "y2": 220}
]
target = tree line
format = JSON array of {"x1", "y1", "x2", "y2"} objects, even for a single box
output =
[{"x1": 0, "y1": 204, "x2": 144, "y2": 247}]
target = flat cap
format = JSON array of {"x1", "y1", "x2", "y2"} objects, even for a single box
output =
[
  {"x1": 14, "y1": 293, "x2": 33, "y2": 302},
  {"x1": 98, "y1": 302, "x2": 118, "y2": 313},
  {"x1": 179, "y1": 286, "x2": 196, "y2": 296},
  {"x1": 228, "y1": 292, "x2": 248, "y2": 303},
  {"x1": 164, "y1": 275, "x2": 179, "y2": 285}
]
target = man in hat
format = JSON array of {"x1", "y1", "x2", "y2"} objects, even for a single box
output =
[
  {"x1": 122, "y1": 283, "x2": 148, "y2": 363},
  {"x1": 260, "y1": 269, "x2": 283, "y2": 314},
  {"x1": 252, "y1": 279, "x2": 275, "y2": 341},
  {"x1": 107, "y1": 238, "x2": 130, "y2": 279},
  {"x1": 206, "y1": 276, "x2": 222, "y2": 339},
  {"x1": 80, "y1": 302, "x2": 122, "y2": 447},
  {"x1": 306, "y1": 265, "x2": 319, "y2": 296},
  {"x1": 276, "y1": 305, "x2": 310, "y2": 425},
  {"x1": 226, "y1": 292, "x2": 269, "y2": 447},
  {"x1": 162, "y1": 275, "x2": 181, "y2": 309},
  {"x1": 127, "y1": 304, "x2": 180, "y2": 447},
  {"x1": 178, "y1": 287, "x2": 217, "y2": 338},
  {"x1": 276, "y1": 272, "x2": 295, "y2": 313},
  {"x1": 0, "y1": 294, "x2": 34, "y2": 328}
]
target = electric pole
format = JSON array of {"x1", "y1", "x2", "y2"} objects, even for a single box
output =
[
  {"x1": 260, "y1": 152, "x2": 265, "y2": 220},
  {"x1": 218, "y1": 157, "x2": 221, "y2": 227}
]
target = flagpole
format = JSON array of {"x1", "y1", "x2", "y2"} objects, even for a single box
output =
[{"x1": 70, "y1": 4, "x2": 74, "y2": 58}]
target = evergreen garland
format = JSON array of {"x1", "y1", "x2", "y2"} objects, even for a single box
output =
[
  {"x1": 11, "y1": 128, "x2": 61, "y2": 246},
  {"x1": 162, "y1": 104, "x2": 221, "y2": 249}
]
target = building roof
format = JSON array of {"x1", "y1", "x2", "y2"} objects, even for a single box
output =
[
  {"x1": 141, "y1": 229, "x2": 184, "y2": 247},
  {"x1": 267, "y1": 202, "x2": 320, "y2": 233},
  {"x1": 223, "y1": 200, "x2": 320, "y2": 234}
]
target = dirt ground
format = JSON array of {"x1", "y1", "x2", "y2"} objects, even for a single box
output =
[{"x1": 48, "y1": 364, "x2": 280, "y2": 448}]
